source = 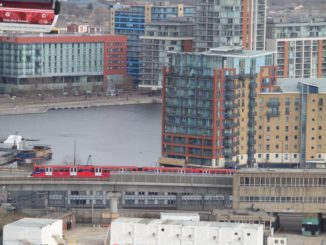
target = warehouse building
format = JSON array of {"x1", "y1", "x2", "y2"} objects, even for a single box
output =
[{"x1": 110, "y1": 217, "x2": 264, "y2": 245}]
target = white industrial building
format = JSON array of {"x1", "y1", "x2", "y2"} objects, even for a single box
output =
[
  {"x1": 3, "y1": 218, "x2": 64, "y2": 245},
  {"x1": 110, "y1": 217, "x2": 264, "y2": 245},
  {"x1": 267, "y1": 236, "x2": 287, "y2": 245}
]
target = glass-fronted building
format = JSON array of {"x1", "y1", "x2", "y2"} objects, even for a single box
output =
[
  {"x1": 195, "y1": 0, "x2": 267, "y2": 52},
  {"x1": 161, "y1": 47, "x2": 276, "y2": 168},
  {"x1": 0, "y1": 34, "x2": 127, "y2": 93},
  {"x1": 266, "y1": 18, "x2": 326, "y2": 79},
  {"x1": 111, "y1": 3, "x2": 196, "y2": 87},
  {"x1": 140, "y1": 17, "x2": 194, "y2": 89}
]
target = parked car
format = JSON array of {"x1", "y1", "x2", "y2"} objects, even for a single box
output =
[{"x1": 1, "y1": 203, "x2": 16, "y2": 211}]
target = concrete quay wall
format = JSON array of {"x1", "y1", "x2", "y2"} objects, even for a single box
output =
[{"x1": 0, "y1": 95, "x2": 162, "y2": 116}]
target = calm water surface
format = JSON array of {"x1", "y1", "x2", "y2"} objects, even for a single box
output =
[{"x1": 0, "y1": 104, "x2": 162, "y2": 166}]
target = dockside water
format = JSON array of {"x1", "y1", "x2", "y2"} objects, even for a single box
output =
[{"x1": 0, "y1": 104, "x2": 161, "y2": 166}]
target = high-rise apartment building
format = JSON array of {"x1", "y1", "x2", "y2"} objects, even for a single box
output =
[
  {"x1": 0, "y1": 34, "x2": 127, "y2": 93},
  {"x1": 140, "y1": 17, "x2": 194, "y2": 89},
  {"x1": 110, "y1": 2, "x2": 196, "y2": 87},
  {"x1": 266, "y1": 18, "x2": 326, "y2": 79},
  {"x1": 195, "y1": 0, "x2": 267, "y2": 52},
  {"x1": 160, "y1": 47, "x2": 276, "y2": 168},
  {"x1": 256, "y1": 79, "x2": 326, "y2": 168}
]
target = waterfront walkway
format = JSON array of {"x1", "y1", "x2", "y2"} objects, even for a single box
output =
[{"x1": 0, "y1": 94, "x2": 162, "y2": 116}]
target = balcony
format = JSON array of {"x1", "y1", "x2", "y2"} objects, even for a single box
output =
[
  {"x1": 225, "y1": 92, "x2": 240, "y2": 100},
  {"x1": 267, "y1": 111, "x2": 280, "y2": 118},
  {"x1": 248, "y1": 120, "x2": 256, "y2": 127},
  {"x1": 224, "y1": 112, "x2": 239, "y2": 120},
  {"x1": 249, "y1": 92, "x2": 257, "y2": 99},
  {"x1": 223, "y1": 149, "x2": 233, "y2": 158},
  {"x1": 225, "y1": 83, "x2": 234, "y2": 91},
  {"x1": 224, "y1": 102, "x2": 233, "y2": 110},
  {"x1": 249, "y1": 81, "x2": 257, "y2": 89},
  {"x1": 224, "y1": 121, "x2": 239, "y2": 129},
  {"x1": 225, "y1": 75, "x2": 237, "y2": 81},
  {"x1": 223, "y1": 140, "x2": 233, "y2": 148},
  {"x1": 248, "y1": 138, "x2": 256, "y2": 146},
  {"x1": 248, "y1": 129, "x2": 256, "y2": 136},
  {"x1": 249, "y1": 99, "x2": 256, "y2": 108},
  {"x1": 250, "y1": 73, "x2": 256, "y2": 79},
  {"x1": 223, "y1": 130, "x2": 233, "y2": 138},
  {"x1": 267, "y1": 100, "x2": 280, "y2": 107},
  {"x1": 238, "y1": 73, "x2": 250, "y2": 81},
  {"x1": 249, "y1": 111, "x2": 257, "y2": 118},
  {"x1": 224, "y1": 92, "x2": 234, "y2": 100},
  {"x1": 248, "y1": 147, "x2": 256, "y2": 155}
]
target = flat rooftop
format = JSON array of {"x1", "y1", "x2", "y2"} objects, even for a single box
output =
[
  {"x1": 278, "y1": 78, "x2": 326, "y2": 93},
  {"x1": 169, "y1": 46, "x2": 275, "y2": 58},
  {"x1": 267, "y1": 17, "x2": 326, "y2": 25},
  {"x1": 7, "y1": 218, "x2": 59, "y2": 228},
  {"x1": 238, "y1": 168, "x2": 326, "y2": 173},
  {"x1": 113, "y1": 217, "x2": 263, "y2": 230},
  {"x1": 207, "y1": 47, "x2": 275, "y2": 58}
]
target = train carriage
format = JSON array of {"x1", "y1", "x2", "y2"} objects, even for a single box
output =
[{"x1": 32, "y1": 165, "x2": 110, "y2": 178}]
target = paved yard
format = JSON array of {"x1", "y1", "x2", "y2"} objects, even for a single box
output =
[{"x1": 64, "y1": 226, "x2": 109, "y2": 245}]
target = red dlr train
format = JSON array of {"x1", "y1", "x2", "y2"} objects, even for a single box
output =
[
  {"x1": 32, "y1": 165, "x2": 111, "y2": 178},
  {"x1": 32, "y1": 165, "x2": 236, "y2": 178}
]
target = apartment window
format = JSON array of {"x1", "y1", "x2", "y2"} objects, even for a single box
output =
[
  {"x1": 319, "y1": 98, "x2": 323, "y2": 106},
  {"x1": 294, "y1": 135, "x2": 298, "y2": 139},
  {"x1": 276, "y1": 135, "x2": 279, "y2": 139},
  {"x1": 258, "y1": 135, "x2": 262, "y2": 139},
  {"x1": 312, "y1": 137, "x2": 315, "y2": 140},
  {"x1": 276, "y1": 154, "x2": 279, "y2": 158},
  {"x1": 319, "y1": 126, "x2": 322, "y2": 130},
  {"x1": 276, "y1": 126, "x2": 279, "y2": 130},
  {"x1": 294, "y1": 154, "x2": 297, "y2": 158},
  {"x1": 258, "y1": 154, "x2": 262, "y2": 158},
  {"x1": 259, "y1": 126, "x2": 262, "y2": 130},
  {"x1": 276, "y1": 144, "x2": 279, "y2": 149},
  {"x1": 295, "y1": 126, "x2": 298, "y2": 130},
  {"x1": 285, "y1": 136, "x2": 288, "y2": 141},
  {"x1": 319, "y1": 136, "x2": 322, "y2": 140},
  {"x1": 266, "y1": 145, "x2": 270, "y2": 150},
  {"x1": 266, "y1": 154, "x2": 270, "y2": 160},
  {"x1": 285, "y1": 126, "x2": 289, "y2": 132},
  {"x1": 267, "y1": 126, "x2": 270, "y2": 132},
  {"x1": 266, "y1": 135, "x2": 270, "y2": 141},
  {"x1": 319, "y1": 154, "x2": 322, "y2": 159}
]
